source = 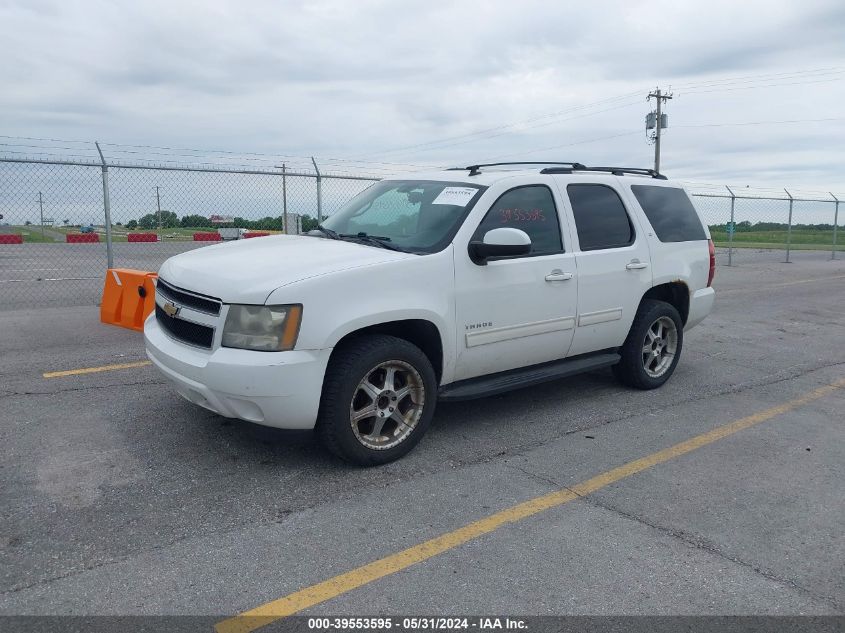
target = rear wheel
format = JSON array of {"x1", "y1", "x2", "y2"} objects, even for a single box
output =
[
  {"x1": 613, "y1": 299, "x2": 683, "y2": 390},
  {"x1": 317, "y1": 334, "x2": 437, "y2": 465}
]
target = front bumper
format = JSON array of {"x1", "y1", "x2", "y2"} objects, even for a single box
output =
[
  {"x1": 144, "y1": 314, "x2": 331, "y2": 429},
  {"x1": 685, "y1": 287, "x2": 715, "y2": 331}
]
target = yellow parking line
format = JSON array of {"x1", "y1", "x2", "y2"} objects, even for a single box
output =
[
  {"x1": 42, "y1": 360, "x2": 152, "y2": 379},
  {"x1": 718, "y1": 273, "x2": 845, "y2": 294},
  {"x1": 216, "y1": 376, "x2": 845, "y2": 633}
]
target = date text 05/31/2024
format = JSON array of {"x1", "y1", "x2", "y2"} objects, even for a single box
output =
[{"x1": 307, "y1": 618, "x2": 528, "y2": 630}]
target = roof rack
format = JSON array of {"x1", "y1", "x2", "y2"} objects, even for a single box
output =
[
  {"x1": 540, "y1": 165, "x2": 667, "y2": 180},
  {"x1": 450, "y1": 161, "x2": 587, "y2": 177},
  {"x1": 449, "y1": 161, "x2": 667, "y2": 179}
]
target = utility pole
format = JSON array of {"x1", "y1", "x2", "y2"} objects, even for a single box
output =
[
  {"x1": 154, "y1": 186, "x2": 162, "y2": 231},
  {"x1": 647, "y1": 88, "x2": 673, "y2": 172},
  {"x1": 38, "y1": 191, "x2": 45, "y2": 239}
]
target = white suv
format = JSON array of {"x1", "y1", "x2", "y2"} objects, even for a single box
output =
[{"x1": 144, "y1": 163, "x2": 715, "y2": 465}]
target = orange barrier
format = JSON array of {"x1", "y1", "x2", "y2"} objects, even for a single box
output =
[
  {"x1": 0, "y1": 234, "x2": 23, "y2": 244},
  {"x1": 67, "y1": 233, "x2": 100, "y2": 243},
  {"x1": 100, "y1": 268, "x2": 158, "y2": 332},
  {"x1": 243, "y1": 232, "x2": 271, "y2": 238},
  {"x1": 193, "y1": 232, "x2": 221, "y2": 241},
  {"x1": 128, "y1": 233, "x2": 158, "y2": 242}
]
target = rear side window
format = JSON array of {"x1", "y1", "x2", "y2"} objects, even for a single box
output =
[
  {"x1": 473, "y1": 185, "x2": 563, "y2": 256},
  {"x1": 567, "y1": 184, "x2": 634, "y2": 251},
  {"x1": 631, "y1": 185, "x2": 706, "y2": 242}
]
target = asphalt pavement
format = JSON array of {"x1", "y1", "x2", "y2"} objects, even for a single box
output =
[
  {"x1": 1, "y1": 251, "x2": 844, "y2": 624},
  {"x1": 0, "y1": 241, "x2": 206, "y2": 309}
]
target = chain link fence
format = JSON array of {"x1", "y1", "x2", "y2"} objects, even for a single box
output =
[
  {"x1": 688, "y1": 185, "x2": 842, "y2": 266},
  {"x1": 0, "y1": 157, "x2": 378, "y2": 309},
  {"x1": 1, "y1": 154, "x2": 842, "y2": 311}
]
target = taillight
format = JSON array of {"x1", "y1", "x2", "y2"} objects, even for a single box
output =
[{"x1": 707, "y1": 239, "x2": 716, "y2": 287}]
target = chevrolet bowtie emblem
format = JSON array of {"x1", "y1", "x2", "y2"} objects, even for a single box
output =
[{"x1": 162, "y1": 301, "x2": 180, "y2": 318}]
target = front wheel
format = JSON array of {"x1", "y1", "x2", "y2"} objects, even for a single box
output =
[
  {"x1": 613, "y1": 299, "x2": 683, "y2": 390},
  {"x1": 316, "y1": 334, "x2": 437, "y2": 465}
]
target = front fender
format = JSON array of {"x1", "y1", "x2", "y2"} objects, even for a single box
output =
[{"x1": 264, "y1": 249, "x2": 458, "y2": 382}]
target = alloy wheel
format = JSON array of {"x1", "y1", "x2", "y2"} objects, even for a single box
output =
[
  {"x1": 349, "y1": 360, "x2": 425, "y2": 450},
  {"x1": 642, "y1": 316, "x2": 678, "y2": 378}
]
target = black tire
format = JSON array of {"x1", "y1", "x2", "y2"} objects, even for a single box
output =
[
  {"x1": 316, "y1": 334, "x2": 437, "y2": 466},
  {"x1": 613, "y1": 299, "x2": 683, "y2": 390}
]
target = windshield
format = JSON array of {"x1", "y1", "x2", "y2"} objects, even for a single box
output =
[{"x1": 320, "y1": 180, "x2": 486, "y2": 253}]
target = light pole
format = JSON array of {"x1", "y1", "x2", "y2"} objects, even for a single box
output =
[
  {"x1": 154, "y1": 186, "x2": 162, "y2": 231},
  {"x1": 38, "y1": 191, "x2": 45, "y2": 239}
]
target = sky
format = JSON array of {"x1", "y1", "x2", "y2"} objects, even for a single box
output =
[{"x1": 1, "y1": 0, "x2": 845, "y2": 191}]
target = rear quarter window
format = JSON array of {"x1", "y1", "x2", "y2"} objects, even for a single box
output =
[{"x1": 630, "y1": 185, "x2": 706, "y2": 242}]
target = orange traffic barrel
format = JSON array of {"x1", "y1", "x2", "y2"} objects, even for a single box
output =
[{"x1": 100, "y1": 268, "x2": 158, "y2": 332}]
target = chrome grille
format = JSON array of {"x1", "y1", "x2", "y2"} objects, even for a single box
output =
[
  {"x1": 156, "y1": 278, "x2": 221, "y2": 315},
  {"x1": 155, "y1": 304, "x2": 215, "y2": 349}
]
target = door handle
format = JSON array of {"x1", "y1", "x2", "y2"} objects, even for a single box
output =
[
  {"x1": 545, "y1": 270, "x2": 573, "y2": 282},
  {"x1": 625, "y1": 260, "x2": 649, "y2": 270}
]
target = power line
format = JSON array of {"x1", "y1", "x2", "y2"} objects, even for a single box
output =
[
  {"x1": 491, "y1": 115, "x2": 845, "y2": 162},
  {"x1": 673, "y1": 66, "x2": 845, "y2": 90},
  {"x1": 674, "y1": 116, "x2": 845, "y2": 129},
  {"x1": 485, "y1": 130, "x2": 643, "y2": 161},
  {"x1": 3, "y1": 65, "x2": 843, "y2": 172},
  {"x1": 369, "y1": 65, "x2": 845, "y2": 161},
  {"x1": 367, "y1": 66, "x2": 845, "y2": 161},
  {"x1": 371, "y1": 99, "x2": 644, "y2": 159},
  {"x1": 364, "y1": 91, "x2": 645, "y2": 158},
  {"x1": 680, "y1": 75, "x2": 844, "y2": 95}
]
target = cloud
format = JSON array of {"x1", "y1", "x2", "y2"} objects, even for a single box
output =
[{"x1": 0, "y1": 0, "x2": 843, "y2": 187}]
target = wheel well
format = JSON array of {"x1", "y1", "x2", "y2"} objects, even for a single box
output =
[
  {"x1": 642, "y1": 282, "x2": 690, "y2": 325},
  {"x1": 334, "y1": 320, "x2": 444, "y2": 382}
]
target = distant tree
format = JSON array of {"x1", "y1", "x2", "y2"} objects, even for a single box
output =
[
  {"x1": 300, "y1": 214, "x2": 319, "y2": 232},
  {"x1": 180, "y1": 214, "x2": 210, "y2": 228},
  {"x1": 752, "y1": 221, "x2": 787, "y2": 231},
  {"x1": 137, "y1": 214, "x2": 157, "y2": 230},
  {"x1": 160, "y1": 210, "x2": 179, "y2": 228},
  {"x1": 126, "y1": 219, "x2": 138, "y2": 230},
  {"x1": 24, "y1": 220, "x2": 32, "y2": 226},
  {"x1": 253, "y1": 216, "x2": 283, "y2": 230},
  {"x1": 63, "y1": 218, "x2": 69, "y2": 226},
  {"x1": 138, "y1": 210, "x2": 178, "y2": 229}
]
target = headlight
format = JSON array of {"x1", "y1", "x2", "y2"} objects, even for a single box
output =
[{"x1": 221, "y1": 304, "x2": 302, "y2": 351}]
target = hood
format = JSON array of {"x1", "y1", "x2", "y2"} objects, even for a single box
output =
[{"x1": 158, "y1": 235, "x2": 415, "y2": 304}]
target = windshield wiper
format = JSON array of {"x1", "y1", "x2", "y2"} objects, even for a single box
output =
[
  {"x1": 339, "y1": 232, "x2": 409, "y2": 253},
  {"x1": 309, "y1": 225, "x2": 341, "y2": 240}
]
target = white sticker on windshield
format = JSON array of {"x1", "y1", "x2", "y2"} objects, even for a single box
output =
[{"x1": 432, "y1": 187, "x2": 478, "y2": 206}]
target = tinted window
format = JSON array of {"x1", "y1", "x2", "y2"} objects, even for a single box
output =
[
  {"x1": 631, "y1": 185, "x2": 706, "y2": 242},
  {"x1": 567, "y1": 184, "x2": 634, "y2": 250},
  {"x1": 473, "y1": 185, "x2": 562, "y2": 256}
]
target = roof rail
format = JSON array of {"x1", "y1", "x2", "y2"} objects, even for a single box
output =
[
  {"x1": 450, "y1": 161, "x2": 587, "y2": 177},
  {"x1": 540, "y1": 165, "x2": 667, "y2": 180}
]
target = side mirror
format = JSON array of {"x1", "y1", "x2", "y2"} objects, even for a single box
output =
[{"x1": 468, "y1": 227, "x2": 532, "y2": 265}]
